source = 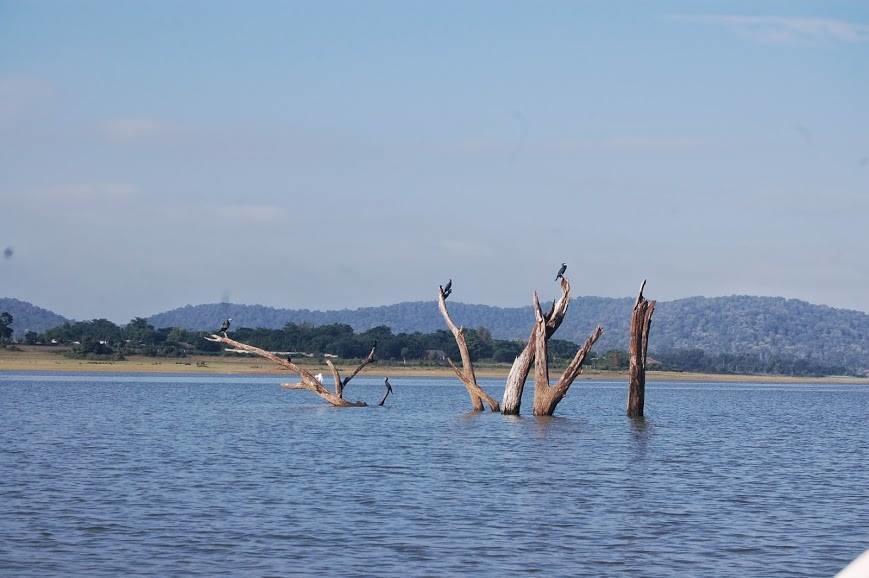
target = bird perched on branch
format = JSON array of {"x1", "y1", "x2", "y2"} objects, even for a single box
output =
[
  {"x1": 217, "y1": 318, "x2": 231, "y2": 335},
  {"x1": 441, "y1": 278, "x2": 453, "y2": 300},
  {"x1": 379, "y1": 377, "x2": 394, "y2": 406},
  {"x1": 555, "y1": 263, "x2": 567, "y2": 281}
]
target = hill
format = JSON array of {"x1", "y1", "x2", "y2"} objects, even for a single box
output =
[
  {"x1": 0, "y1": 297, "x2": 70, "y2": 338},
  {"x1": 148, "y1": 296, "x2": 869, "y2": 372}
]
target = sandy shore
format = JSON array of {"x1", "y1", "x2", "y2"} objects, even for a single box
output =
[{"x1": 2, "y1": 346, "x2": 867, "y2": 384}]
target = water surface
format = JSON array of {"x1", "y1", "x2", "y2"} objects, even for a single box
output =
[{"x1": 1, "y1": 373, "x2": 867, "y2": 576}]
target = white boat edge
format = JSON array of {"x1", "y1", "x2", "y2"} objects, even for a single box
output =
[{"x1": 836, "y1": 550, "x2": 869, "y2": 578}]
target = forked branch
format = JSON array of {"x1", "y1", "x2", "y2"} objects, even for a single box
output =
[
  {"x1": 204, "y1": 333, "x2": 367, "y2": 407},
  {"x1": 531, "y1": 325, "x2": 603, "y2": 416},
  {"x1": 437, "y1": 285, "x2": 500, "y2": 412},
  {"x1": 502, "y1": 276, "x2": 571, "y2": 415}
]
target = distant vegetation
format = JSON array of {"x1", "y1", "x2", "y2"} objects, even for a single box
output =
[
  {"x1": 0, "y1": 298, "x2": 68, "y2": 338},
  {"x1": 2, "y1": 314, "x2": 853, "y2": 377},
  {"x1": 148, "y1": 296, "x2": 869, "y2": 373},
  {"x1": 3, "y1": 292, "x2": 868, "y2": 376}
]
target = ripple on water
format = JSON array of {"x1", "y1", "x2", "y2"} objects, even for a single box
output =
[{"x1": 0, "y1": 374, "x2": 867, "y2": 576}]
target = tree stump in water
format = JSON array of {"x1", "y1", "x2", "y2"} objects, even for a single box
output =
[{"x1": 627, "y1": 280, "x2": 655, "y2": 418}]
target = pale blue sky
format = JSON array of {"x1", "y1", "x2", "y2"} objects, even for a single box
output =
[{"x1": 1, "y1": 1, "x2": 868, "y2": 321}]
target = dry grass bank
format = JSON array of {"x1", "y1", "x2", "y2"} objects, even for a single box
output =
[{"x1": 1, "y1": 346, "x2": 866, "y2": 384}]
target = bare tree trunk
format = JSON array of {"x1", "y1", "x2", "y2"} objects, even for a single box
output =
[
  {"x1": 532, "y1": 325, "x2": 603, "y2": 416},
  {"x1": 436, "y1": 287, "x2": 500, "y2": 412},
  {"x1": 205, "y1": 333, "x2": 371, "y2": 407},
  {"x1": 627, "y1": 280, "x2": 656, "y2": 418},
  {"x1": 502, "y1": 277, "x2": 571, "y2": 415}
]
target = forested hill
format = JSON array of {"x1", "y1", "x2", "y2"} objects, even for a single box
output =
[
  {"x1": 0, "y1": 297, "x2": 69, "y2": 337},
  {"x1": 148, "y1": 296, "x2": 869, "y2": 372}
]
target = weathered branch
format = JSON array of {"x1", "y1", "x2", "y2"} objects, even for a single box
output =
[
  {"x1": 502, "y1": 276, "x2": 571, "y2": 415},
  {"x1": 325, "y1": 359, "x2": 343, "y2": 395},
  {"x1": 204, "y1": 334, "x2": 366, "y2": 407},
  {"x1": 437, "y1": 286, "x2": 500, "y2": 412},
  {"x1": 627, "y1": 280, "x2": 656, "y2": 418},
  {"x1": 532, "y1": 292, "x2": 549, "y2": 394},
  {"x1": 532, "y1": 325, "x2": 603, "y2": 416},
  {"x1": 340, "y1": 345, "x2": 377, "y2": 395}
]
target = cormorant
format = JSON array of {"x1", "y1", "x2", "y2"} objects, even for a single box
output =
[
  {"x1": 444, "y1": 279, "x2": 452, "y2": 293},
  {"x1": 384, "y1": 377, "x2": 393, "y2": 393},
  {"x1": 218, "y1": 318, "x2": 231, "y2": 335},
  {"x1": 555, "y1": 263, "x2": 567, "y2": 281}
]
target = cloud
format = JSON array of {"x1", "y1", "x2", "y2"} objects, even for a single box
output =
[
  {"x1": 439, "y1": 239, "x2": 494, "y2": 258},
  {"x1": 42, "y1": 183, "x2": 137, "y2": 203},
  {"x1": 0, "y1": 76, "x2": 55, "y2": 122},
  {"x1": 101, "y1": 118, "x2": 168, "y2": 141},
  {"x1": 213, "y1": 204, "x2": 288, "y2": 223},
  {"x1": 673, "y1": 14, "x2": 869, "y2": 44}
]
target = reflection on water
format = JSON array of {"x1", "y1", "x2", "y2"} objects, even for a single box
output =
[{"x1": 0, "y1": 373, "x2": 867, "y2": 576}]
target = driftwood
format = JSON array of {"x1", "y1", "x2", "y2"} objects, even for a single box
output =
[
  {"x1": 627, "y1": 280, "x2": 656, "y2": 418},
  {"x1": 437, "y1": 286, "x2": 501, "y2": 412},
  {"x1": 204, "y1": 333, "x2": 374, "y2": 407},
  {"x1": 501, "y1": 277, "x2": 571, "y2": 414}
]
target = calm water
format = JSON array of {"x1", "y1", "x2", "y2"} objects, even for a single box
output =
[{"x1": 0, "y1": 372, "x2": 867, "y2": 577}]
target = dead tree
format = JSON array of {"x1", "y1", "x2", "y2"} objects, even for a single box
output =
[
  {"x1": 528, "y1": 291, "x2": 604, "y2": 416},
  {"x1": 438, "y1": 276, "x2": 603, "y2": 415},
  {"x1": 501, "y1": 277, "x2": 571, "y2": 414},
  {"x1": 627, "y1": 280, "x2": 656, "y2": 418},
  {"x1": 204, "y1": 333, "x2": 376, "y2": 407},
  {"x1": 437, "y1": 286, "x2": 501, "y2": 412}
]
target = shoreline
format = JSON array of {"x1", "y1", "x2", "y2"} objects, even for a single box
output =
[{"x1": 1, "y1": 348, "x2": 867, "y2": 384}]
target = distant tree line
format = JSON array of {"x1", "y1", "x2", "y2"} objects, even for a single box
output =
[
  {"x1": 29, "y1": 317, "x2": 585, "y2": 364},
  {"x1": 0, "y1": 312, "x2": 14, "y2": 344},
  {"x1": 7, "y1": 314, "x2": 856, "y2": 376}
]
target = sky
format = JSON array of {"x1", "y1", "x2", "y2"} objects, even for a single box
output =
[{"x1": 1, "y1": 0, "x2": 868, "y2": 322}]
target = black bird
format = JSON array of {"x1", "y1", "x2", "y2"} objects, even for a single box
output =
[
  {"x1": 555, "y1": 263, "x2": 567, "y2": 281},
  {"x1": 218, "y1": 318, "x2": 231, "y2": 335},
  {"x1": 378, "y1": 377, "x2": 394, "y2": 406},
  {"x1": 444, "y1": 279, "x2": 452, "y2": 294},
  {"x1": 372, "y1": 340, "x2": 378, "y2": 350},
  {"x1": 286, "y1": 354, "x2": 292, "y2": 363}
]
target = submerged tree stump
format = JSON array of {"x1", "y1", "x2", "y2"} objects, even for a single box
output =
[
  {"x1": 438, "y1": 275, "x2": 603, "y2": 416},
  {"x1": 204, "y1": 333, "x2": 376, "y2": 407},
  {"x1": 627, "y1": 280, "x2": 656, "y2": 418},
  {"x1": 436, "y1": 285, "x2": 500, "y2": 412},
  {"x1": 501, "y1": 277, "x2": 571, "y2": 415}
]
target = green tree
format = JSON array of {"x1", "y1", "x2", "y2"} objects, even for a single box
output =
[{"x1": 0, "y1": 312, "x2": 13, "y2": 343}]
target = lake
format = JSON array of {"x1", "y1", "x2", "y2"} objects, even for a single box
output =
[{"x1": 1, "y1": 373, "x2": 867, "y2": 576}]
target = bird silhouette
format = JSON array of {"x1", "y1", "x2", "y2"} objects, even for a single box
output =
[
  {"x1": 555, "y1": 263, "x2": 567, "y2": 281},
  {"x1": 218, "y1": 318, "x2": 231, "y2": 335}
]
